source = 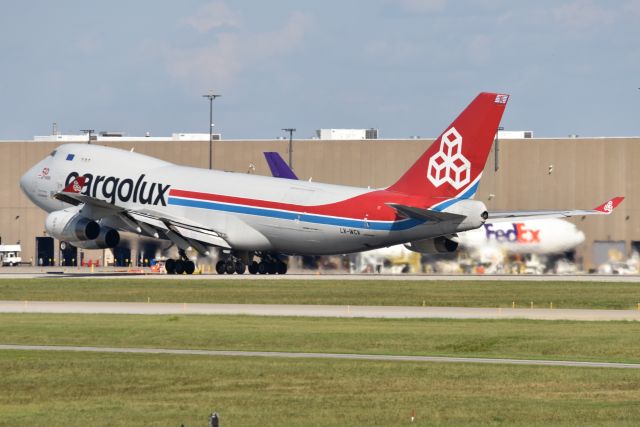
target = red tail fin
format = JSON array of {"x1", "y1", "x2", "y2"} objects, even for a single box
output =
[{"x1": 387, "y1": 92, "x2": 509, "y2": 200}]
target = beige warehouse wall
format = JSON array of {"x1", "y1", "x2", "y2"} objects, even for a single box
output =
[{"x1": 1, "y1": 137, "x2": 636, "y2": 269}]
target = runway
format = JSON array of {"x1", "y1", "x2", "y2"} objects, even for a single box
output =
[
  {"x1": 1, "y1": 344, "x2": 638, "y2": 369},
  {"x1": 1, "y1": 267, "x2": 640, "y2": 282},
  {"x1": 2, "y1": 300, "x2": 639, "y2": 321}
]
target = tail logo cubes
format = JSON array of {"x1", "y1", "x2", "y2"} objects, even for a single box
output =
[
  {"x1": 604, "y1": 200, "x2": 613, "y2": 213},
  {"x1": 427, "y1": 127, "x2": 470, "y2": 190}
]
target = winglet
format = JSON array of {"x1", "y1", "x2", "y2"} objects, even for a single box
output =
[
  {"x1": 594, "y1": 197, "x2": 624, "y2": 214},
  {"x1": 62, "y1": 176, "x2": 86, "y2": 193}
]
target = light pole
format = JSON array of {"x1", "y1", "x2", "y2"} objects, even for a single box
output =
[
  {"x1": 202, "y1": 93, "x2": 221, "y2": 169},
  {"x1": 494, "y1": 126, "x2": 504, "y2": 172},
  {"x1": 80, "y1": 129, "x2": 94, "y2": 145},
  {"x1": 282, "y1": 128, "x2": 296, "y2": 169}
]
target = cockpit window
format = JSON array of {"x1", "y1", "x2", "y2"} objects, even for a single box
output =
[{"x1": 50, "y1": 150, "x2": 57, "y2": 157}]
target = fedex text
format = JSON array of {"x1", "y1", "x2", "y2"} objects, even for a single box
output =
[{"x1": 484, "y1": 223, "x2": 540, "y2": 243}]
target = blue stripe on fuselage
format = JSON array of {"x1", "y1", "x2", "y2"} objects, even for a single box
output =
[
  {"x1": 430, "y1": 180, "x2": 480, "y2": 212},
  {"x1": 167, "y1": 197, "x2": 424, "y2": 231}
]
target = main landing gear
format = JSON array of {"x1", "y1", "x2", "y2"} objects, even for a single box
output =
[
  {"x1": 165, "y1": 249, "x2": 196, "y2": 275},
  {"x1": 216, "y1": 253, "x2": 288, "y2": 275}
]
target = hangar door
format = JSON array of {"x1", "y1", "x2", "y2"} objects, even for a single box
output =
[{"x1": 35, "y1": 237, "x2": 54, "y2": 266}]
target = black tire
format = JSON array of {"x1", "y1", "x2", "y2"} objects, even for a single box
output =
[
  {"x1": 248, "y1": 261, "x2": 259, "y2": 274},
  {"x1": 257, "y1": 261, "x2": 268, "y2": 275},
  {"x1": 267, "y1": 262, "x2": 277, "y2": 275},
  {"x1": 235, "y1": 261, "x2": 246, "y2": 274},
  {"x1": 174, "y1": 260, "x2": 185, "y2": 275},
  {"x1": 225, "y1": 261, "x2": 235, "y2": 275},
  {"x1": 184, "y1": 260, "x2": 195, "y2": 275},
  {"x1": 276, "y1": 261, "x2": 287, "y2": 275},
  {"x1": 215, "y1": 260, "x2": 226, "y2": 274},
  {"x1": 165, "y1": 259, "x2": 176, "y2": 275}
]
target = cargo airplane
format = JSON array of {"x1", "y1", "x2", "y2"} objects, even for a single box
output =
[{"x1": 20, "y1": 92, "x2": 623, "y2": 274}]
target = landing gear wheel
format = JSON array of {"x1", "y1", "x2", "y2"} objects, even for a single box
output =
[
  {"x1": 216, "y1": 260, "x2": 226, "y2": 275},
  {"x1": 174, "y1": 260, "x2": 185, "y2": 275},
  {"x1": 225, "y1": 261, "x2": 235, "y2": 275},
  {"x1": 276, "y1": 261, "x2": 287, "y2": 275},
  {"x1": 235, "y1": 261, "x2": 246, "y2": 274},
  {"x1": 166, "y1": 259, "x2": 176, "y2": 275},
  {"x1": 258, "y1": 261, "x2": 268, "y2": 275},
  {"x1": 248, "y1": 261, "x2": 259, "y2": 274},
  {"x1": 184, "y1": 260, "x2": 195, "y2": 275},
  {"x1": 267, "y1": 262, "x2": 277, "y2": 275}
]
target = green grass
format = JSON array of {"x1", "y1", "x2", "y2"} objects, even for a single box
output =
[
  {"x1": 1, "y1": 278, "x2": 639, "y2": 309},
  {"x1": 1, "y1": 350, "x2": 639, "y2": 426},
  {"x1": 2, "y1": 314, "x2": 640, "y2": 363}
]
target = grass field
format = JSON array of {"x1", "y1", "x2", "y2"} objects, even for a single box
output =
[
  {"x1": 2, "y1": 313, "x2": 640, "y2": 363},
  {"x1": 2, "y1": 279, "x2": 640, "y2": 425},
  {"x1": 1, "y1": 349, "x2": 639, "y2": 426},
  {"x1": 1, "y1": 278, "x2": 639, "y2": 309}
]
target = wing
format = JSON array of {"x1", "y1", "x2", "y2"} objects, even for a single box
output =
[
  {"x1": 486, "y1": 197, "x2": 624, "y2": 223},
  {"x1": 53, "y1": 176, "x2": 230, "y2": 254}
]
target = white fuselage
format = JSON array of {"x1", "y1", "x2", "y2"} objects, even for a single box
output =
[{"x1": 21, "y1": 144, "x2": 485, "y2": 255}]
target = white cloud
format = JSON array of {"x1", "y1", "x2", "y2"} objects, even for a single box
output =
[
  {"x1": 181, "y1": 2, "x2": 241, "y2": 33},
  {"x1": 168, "y1": 9, "x2": 313, "y2": 89}
]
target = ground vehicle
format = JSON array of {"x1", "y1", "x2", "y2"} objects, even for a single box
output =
[{"x1": 0, "y1": 245, "x2": 22, "y2": 266}]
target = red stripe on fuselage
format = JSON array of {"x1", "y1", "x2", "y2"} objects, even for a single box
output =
[{"x1": 169, "y1": 188, "x2": 431, "y2": 221}]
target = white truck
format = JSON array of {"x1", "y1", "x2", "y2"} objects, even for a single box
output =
[{"x1": 0, "y1": 245, "x2": 22, "y2": 266}]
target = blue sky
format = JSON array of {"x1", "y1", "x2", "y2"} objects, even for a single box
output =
[{"x1": 1, "y1": 0, "x2": 639, "y2": 139}]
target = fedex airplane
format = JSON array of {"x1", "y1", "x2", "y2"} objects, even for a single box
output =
[{"x1": 20, "y1": 93, "x2": 623, "y2": 275}]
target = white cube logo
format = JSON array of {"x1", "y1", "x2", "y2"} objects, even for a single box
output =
[{"x1": 427, "y1": 127, "x2": 470, "y2": 190}]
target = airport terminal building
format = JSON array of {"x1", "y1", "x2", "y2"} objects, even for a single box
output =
[{"x1": 0, "y1": 133, "x2": 637, "y2": 271}]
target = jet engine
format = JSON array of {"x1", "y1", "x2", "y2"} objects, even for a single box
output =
[
  {"x1": 70, "y1": 227, "x2": 121, "y2": 249},
  {"x1": 405, "y1": 236, "x2": 459, "y2": 254},
  {"x1": 45, "y1": 209, "x2": 100, "y2": 242}
]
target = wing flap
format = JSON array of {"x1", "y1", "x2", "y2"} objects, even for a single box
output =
[{"x1": 53, "y1": 176, "x2": 232, "y2": 250}]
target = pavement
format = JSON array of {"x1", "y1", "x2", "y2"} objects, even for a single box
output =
[
  {"x1": 1, "y1": 266, "x2": 640, "y2": 281},
  {"x1": 2, "y1": 300, "x2": 639, "y2": 321},
  {"x1": 1, "y1": 344, "x2": 638, "y2": 369}
]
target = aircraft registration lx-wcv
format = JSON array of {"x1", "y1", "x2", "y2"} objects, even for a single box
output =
[{"x1": 20, "y1": 93, "x2": 623, "y2": 275}]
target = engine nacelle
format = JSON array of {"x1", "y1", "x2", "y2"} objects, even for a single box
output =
[
  {"x1": 70, "y1": 227, "x2": 120, "y2": 249},
  {"x1": 45, "y1": 209, "x2": 100, "y2": 242},
  {"x1": 405, "y1": 236, "x2": 459, "y2": 254}
]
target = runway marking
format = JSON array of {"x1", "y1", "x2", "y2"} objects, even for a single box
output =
[
  {"x1": 1, "y1": 300, "x2": 639, "y2": 321},
  {"x1": 1, "y1": 344, "x2": 638, "y2": 369}
]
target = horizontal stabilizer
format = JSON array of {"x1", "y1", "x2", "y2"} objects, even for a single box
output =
[
  {"x1": 487, "y1": 196, "x2": 624, "y2": 223},
  {"x1": 387, "y1": 203, "x2": 466, "y2": 222}
]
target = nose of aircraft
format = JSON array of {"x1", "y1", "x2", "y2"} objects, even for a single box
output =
[
  {"x1": 20, "y1": 166, "x2": 34, "y2": 196},
  {"x1": 20, "y1": 162, "x2": 43, "y2": 203}
]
